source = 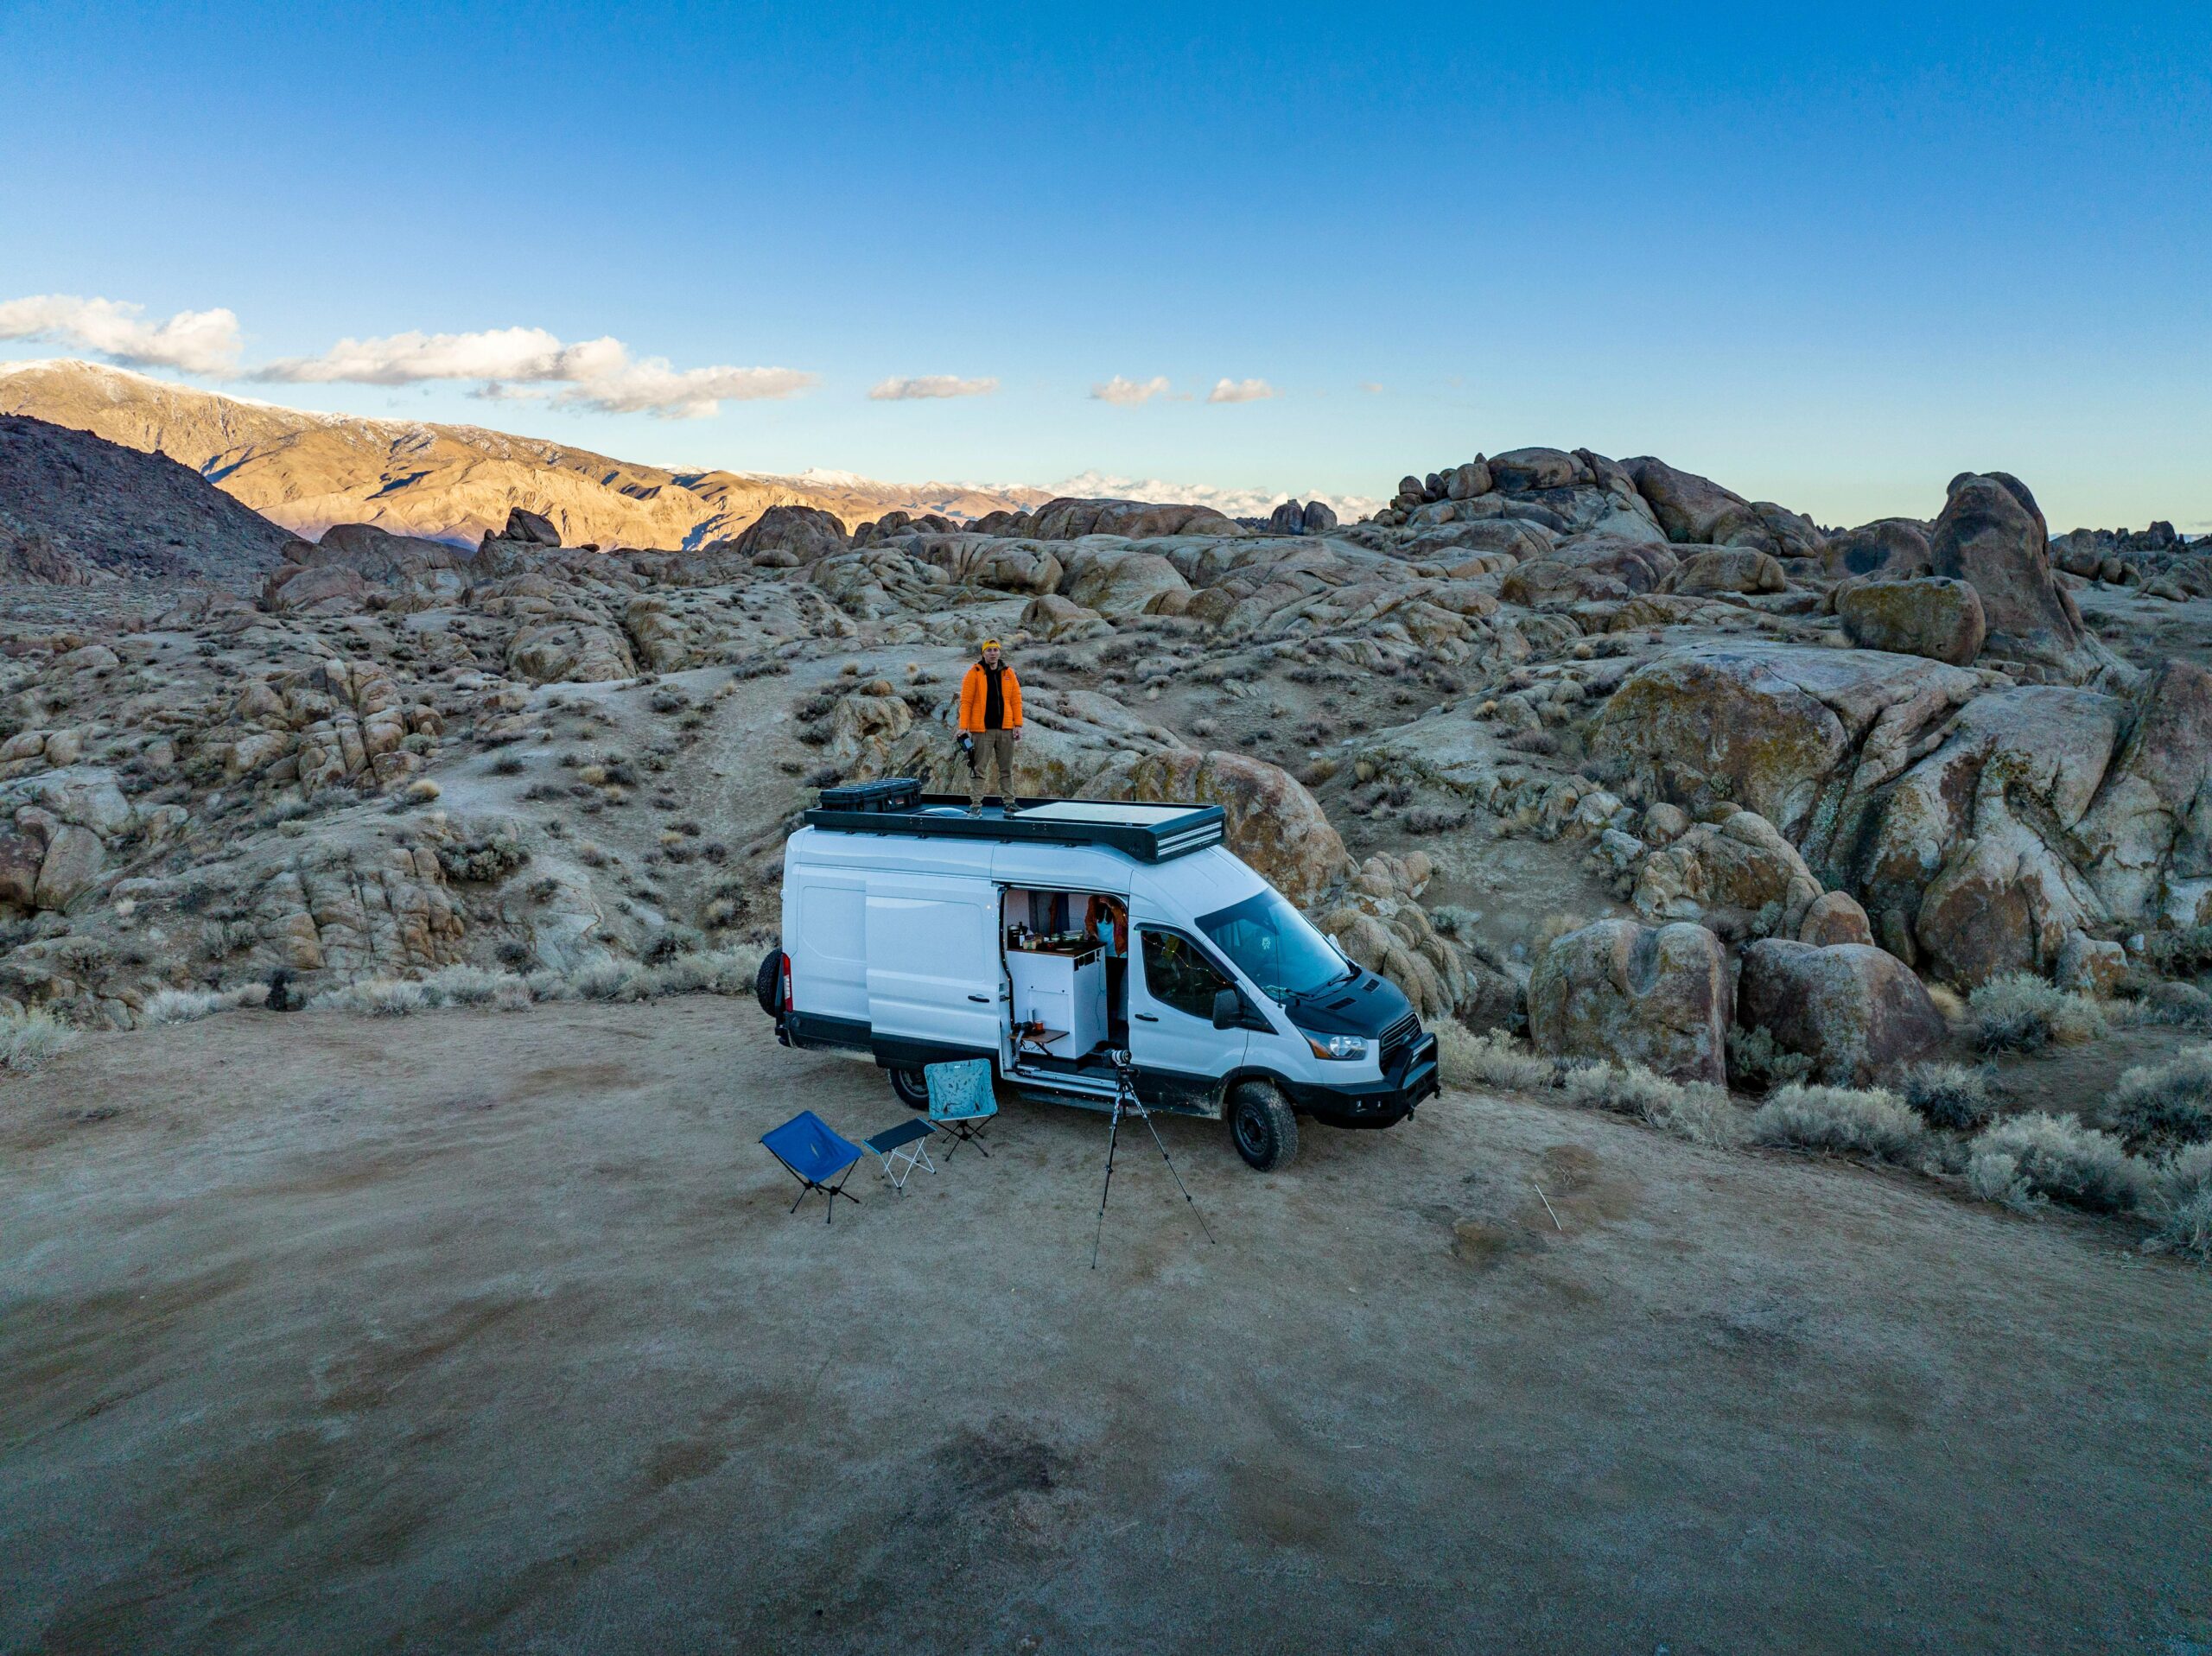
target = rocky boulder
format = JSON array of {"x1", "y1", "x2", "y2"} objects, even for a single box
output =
[
  {"x1": 1529, "y1": 918, "x2": 1730, "y2": 1085},
  {"x1": 1736, "y1": 939, "x2": 1947, "y2": 1087},
  {"x1": 1930, "y1": 473, "x2": 2119, "y2": 684},
  {"x1": 1836, "y1": 576, "x2": 1986, "y2": 665},
  {"x1": 1666, "y1": 546, "x2": 1788, "y2": 596},
  {"x1": 1061, "y1": 548, "x2": 1192, "y2": 617},
  {"x1": 499, "y1": 506, "x2": 563, "y2": 548},
  {"x1": 734, "y1": 504, "x2": 850, "y2": 567},
  {"x1": 1825, "y1": 518, "x2": 1933, "y2": 581},
  {"x1": 1592, "y1": 643, "x2": 1981, "y2": 841},
  {"x1": 1630, "y1": 808, "x2": 1822, "y2": 936},
  {"x1": 1018, "y1": 498, "x2": 1248, "y2": 541},
  {"x1": 1500, "y1": 538, "x2": 1678, "y2": 607},
  {"x1": 1624, "y1": 456, "x2": 1777, "y2": 553}
]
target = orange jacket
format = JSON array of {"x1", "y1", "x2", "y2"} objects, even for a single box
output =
[{"x1": 957, "y1": 661, "x2": 1023, "y2": 732}]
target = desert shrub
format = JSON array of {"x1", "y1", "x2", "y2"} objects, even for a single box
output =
[
  {"x1": 1967, "y1": 973, "x2": 2107, "y2": 1054},
  {"x1": 1726, "y1": 1025, "x2": 1815, "y2": 1091},
  {"x1": 2145, "y1": 923, "x2": 2212, "y2": 979},
  {"x1": 1561, "y1": 1060, "x2": 1744, "y2": 1146},
  {"x1": 645, "y1": 949, "x2": 753, "y2": 997},
  {"x1": 419, "y1": 965, "x2": 531, "y2": 1011},
  {"x1": 403, "y1": 779, "x2": 442, "y2": 803},
  {"x1": 1404, "y1": 806, "x2": 1467, "y2": 835},
  {"x1": 2145, "y1": 1144, "x2": 2212, "y2": 1261},
  {"x1": 1, "y1": 1005, "x2": 79, "y2": 1071},
  {"x1": 1901, "y1": 1062, "x2": 1999, "y2": 1133},
  {"x1": 1505, "y1": 729, "x2": 1559, "y2": 756},
  {"x1": 1437, "y1": 1025, "x2": 1552, "y2": 1092},
  {"x1": 308, "y1": 979, "x2": 429, "y2": 1017},
  {"x1": 2094, "y1": 1044, "x2": 2212, "y2": 1152},
  {"x1": 491, "y1": 754, "x2": 526, "y2": 776},
  {"x1": 436, "y1": 838, "x2": 531, "y2": 883},
  {"x1": 1427, "y1": 904, "x2": 1479, "y2": 937},
  {"x1": 141, "y1": 987, "x2": 236, "y2": 1026},
  {"x1": 1748, "y1": 1082, "x2": 1928, "y2": 1165},
  {"x1": 1964, "y1": 1149, "x2": 2044, "y2": 1212},
  {"x1": 1966, "y1": 1113, "x2": 2149, "y2": 1214},
  {"x1": 569, "y1": 959, "x2": 646, "y2": 1001}
]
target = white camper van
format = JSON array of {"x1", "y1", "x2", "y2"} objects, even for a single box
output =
[{"x1": 753, "y1": 780, "x2": 1440, "y2": 1171}]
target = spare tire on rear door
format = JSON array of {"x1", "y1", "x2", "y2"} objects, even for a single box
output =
[
  {"x1": 754, "y1": 948, "x2": 785, "y2": 1018},
  {"x1": 1228, "y1": 1079, "x2": 1298, "y2": 1171}
]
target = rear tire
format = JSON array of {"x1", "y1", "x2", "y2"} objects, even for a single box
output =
[
  {"x1": 753, "y1": 949, "x2": 784, "y2": 1018},
  {"x1": 889, "y1": 1066, "x2": 931, "y2": 1110},
  {"x1": 1228, "y1": 1080, "x2": 1298, "y2": 1171}
]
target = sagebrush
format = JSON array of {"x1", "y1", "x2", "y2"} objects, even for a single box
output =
[{"x1": 1, "y1": 1005, "x2": 79, "y2": 1071}]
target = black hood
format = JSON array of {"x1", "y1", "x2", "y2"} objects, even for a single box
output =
[{"x1": 1286, "y1": 969, "x2": 1413, "y2": 1038}]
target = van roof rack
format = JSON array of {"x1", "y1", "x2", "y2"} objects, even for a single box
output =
[{"x1": 804, "y1": 784, "x2": 1225, "y2": 863}]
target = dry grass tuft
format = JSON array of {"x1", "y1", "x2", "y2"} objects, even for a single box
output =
[
  {"x1": 1, "y1": 1005, "x2": 79, "y2": 1071},
  {"x1": 1965, "y1": 1113, "x2": 2148, "y2": 1215},
  {"x1": 1437, "y1": 1025, "x2": 1553, "y2": 1093},
  {"x1": 1900, "y1": 1063, "x2": 1999, "y2": 1133},
  {"x1": 2094, "y1": 1044, "x2": 2212, "y2": 1153},
  {"x1": 1967, "y1": 973, "x2": 2107, "y2": 1054},
  {"x1": 1748, "y1": 1082, "x2": 1928, "y2": 1165},
  {"x1": 1560, "y1": 1061, "x2": 1745, "y2": 1147}
]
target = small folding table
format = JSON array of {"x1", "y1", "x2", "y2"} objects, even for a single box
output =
[{"x1": 863, "y1": 1117, "x2": 938, "y2": 1193}]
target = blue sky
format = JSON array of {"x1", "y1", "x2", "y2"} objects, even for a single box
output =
[{"x1": 2, "y1": 0, "x2": 2207, "y2": 528}]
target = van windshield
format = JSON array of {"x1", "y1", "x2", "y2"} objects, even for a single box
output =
[{"x1": 1194, "y1": 889, "x2": 1353, "y2": 1002}]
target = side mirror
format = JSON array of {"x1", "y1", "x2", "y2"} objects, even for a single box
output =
[{"x1": 1211, "y1": 987, "x2": 1243, "y2": 1030}]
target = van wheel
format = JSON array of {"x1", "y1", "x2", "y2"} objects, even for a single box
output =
[
  {"x1": 753, "y1": 949, "x2": 784, "y2": 1018},
  {"x1": 889, "y1": 1067, "x2": 931, "y2": 1110},
  {"x1": 1229, "y1": 1080, "x2": 1298, "y2": 1171}
]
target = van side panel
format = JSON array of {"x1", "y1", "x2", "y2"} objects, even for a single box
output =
[
  {"x1": 789, "y1": 871, "x2": 868, "y2": 1024},
  {"x1": 864, "y1": 873, "x2": 1004, "y2": 1061}
]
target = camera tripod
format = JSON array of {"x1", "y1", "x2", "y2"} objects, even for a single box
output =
[{"x1": 1090, "y1": 1049, "x2": 1216, "y2": 1269}]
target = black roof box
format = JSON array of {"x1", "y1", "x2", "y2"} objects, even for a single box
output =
[{"x1": 817, "y1": 777, "x2": 922, "y2": 813}]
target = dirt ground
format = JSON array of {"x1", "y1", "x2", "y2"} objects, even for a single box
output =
[{"x1": 4, "y1": 1000, "x2": 2209, "y2": 1655}]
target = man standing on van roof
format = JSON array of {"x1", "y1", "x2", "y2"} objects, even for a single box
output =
[{"x1": 958, "y1": 639, "x2": 1023, "y2": 813}]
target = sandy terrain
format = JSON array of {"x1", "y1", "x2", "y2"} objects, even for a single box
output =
[{"x1": 4, "y1": 999, "x2": 2209, "y2": 1654}]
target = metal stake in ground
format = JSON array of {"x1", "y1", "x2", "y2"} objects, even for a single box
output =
[{"x1": 1090, "y1": 1050, "x2": 1216, "y2": 1268}]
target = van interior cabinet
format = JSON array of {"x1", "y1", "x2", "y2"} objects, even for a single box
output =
[{"x1": 1007, "y1": 943, "x2": 1107, "y2": 1057}]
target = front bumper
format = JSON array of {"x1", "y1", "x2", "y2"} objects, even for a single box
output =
[{"x1": 1284, "y1": 1031, "x2": 1440, "y2": 1128}]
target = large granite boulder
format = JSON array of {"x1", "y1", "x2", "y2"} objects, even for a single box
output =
[
  {"x1": 1063, "y1": 548, "x2": 1192, "y2": 617},
  {"x1": 1630, "y1": 808, "x2": 1822, "y2": 935},
  {"x1": 734, "y1": 504, "x2": 850, "y2": 567},
  {"x1": 1019, "y1": 498, "x2": 1247, "y2": 540},
  {"x1": 1591, "y1": 643, "x2": 1980, "y2": 841},
  {"x1": 1836, "y1": 576, "x2": 1986, "y2": 665},
  {"x1": 1623, "y1": 456, "x2": 1777, "y2": 553},
  {"x1": 1667, "y1": 546, "x2": 1787, "y2": 596},
  {"x1": 1529, "y1": 919, "x2": 1730, "y2": 1085},
  {"x1": 1930, "y1": 473, "x2": 2120, "y2": 684},
  {"x1": 1824, "y1": 519, "x2": 1933, "y2": 581},
  {"x1": 1736, "y1": 939, "x2": 1947, "y2": 1087},
  {"x1": 1500, "y1": 537, "x2": 1678, "y2": 606}
]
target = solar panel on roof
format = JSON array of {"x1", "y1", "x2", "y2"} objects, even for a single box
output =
[{"x1": 801, "y1": 790, "x2": 1224, "y2": 862}]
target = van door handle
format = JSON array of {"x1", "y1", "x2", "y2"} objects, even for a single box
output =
[
  {"x1": 1135, "y1": 1013, "x2": 1159, "y2": 1022},
  {"x1": 967, "y1": 994, "x2": 990, "y2": 1003}
]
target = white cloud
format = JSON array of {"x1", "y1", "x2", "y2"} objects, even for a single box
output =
[
  {"x1": 1206, "y1": 377, "x2": 1277, "y2": 404},
  {"x1": 252, "y1": 325, "x2": 815, "y2": 418},
  {"x1": 1359, "y1": 381, "x2": 1384, "y2": 395},
  {"x1": 869, "y1": 374, "x2": 999, "y2": 402},
  {"x1": 0, "y1": 294, "x2": 241, "y2": 374},
  {"x1": 1052, "y1": 471, "x2": 1380, "y2": 523},
  {"x1": 1090, "y1": 374, "x2": 1173, "y2": 406}
]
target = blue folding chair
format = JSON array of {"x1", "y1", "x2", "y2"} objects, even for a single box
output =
[
  {"x1": 925, "y1": 1059, "x2": 999, "y2": 1158},
  {"x1": 760, "y1": 1110, "x2": 865, "y2": 1222}
]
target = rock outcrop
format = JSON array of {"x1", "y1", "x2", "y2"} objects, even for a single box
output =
[
  {"x1": 1736, "y1": 939, "x2": 1948, "y2": 1087},
  {"x1": 1529, "y1": 919, "x2": 1730, "y2": 1085}
]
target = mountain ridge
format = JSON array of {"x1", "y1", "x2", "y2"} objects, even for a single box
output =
[{"x1": 0, "y1": 359, "x2": 1056, "y2": 551}]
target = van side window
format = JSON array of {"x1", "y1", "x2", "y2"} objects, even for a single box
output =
[{"x1": 1139, "y1": 928, "x2": 1229, "y2": 1022}]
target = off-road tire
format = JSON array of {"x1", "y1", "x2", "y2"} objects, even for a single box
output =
[
  {"x1": 1229, "y1": 1080, "x2": 1298, "y2": 1171},
  {"x1": 889, "y1": 1066, "x2": 931, "y2": 1110},
  {"x1": 753, "y1": 949, "x2": 784, "y2": 1018}
]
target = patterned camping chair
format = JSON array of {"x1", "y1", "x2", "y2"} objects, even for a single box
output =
[{"x1": 925, "y1": 1058, "x2": 998, "y2": 1158}]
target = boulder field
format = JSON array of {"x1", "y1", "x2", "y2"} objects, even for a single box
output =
[{"x1": 3, "y1": 423, "x2": 2209, "y2": 1086}]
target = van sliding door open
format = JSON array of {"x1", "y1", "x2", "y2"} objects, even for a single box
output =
[{"x1": 864, "y1": 874, "x2": 1004, "y2": 1063}]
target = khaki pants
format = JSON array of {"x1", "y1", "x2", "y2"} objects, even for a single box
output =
[{"x1": 965, "y1": 728, "x2": 1017, "y2": 807}]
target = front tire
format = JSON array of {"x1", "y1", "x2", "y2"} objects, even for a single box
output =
[
  {"x1": 1229, "y1": 1080, "x2": 1299, "y2": 1171},
  {"x1": 889, "y1": 1066, "x2": 931, "y2": 1110},
  {"x1": 753, "y1": 949, "x2": 784, "y2": 1018}
]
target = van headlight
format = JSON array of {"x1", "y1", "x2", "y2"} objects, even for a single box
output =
[{"x1": 1306, "y1": 1032, "x2": 1370, "y2": 1062}]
